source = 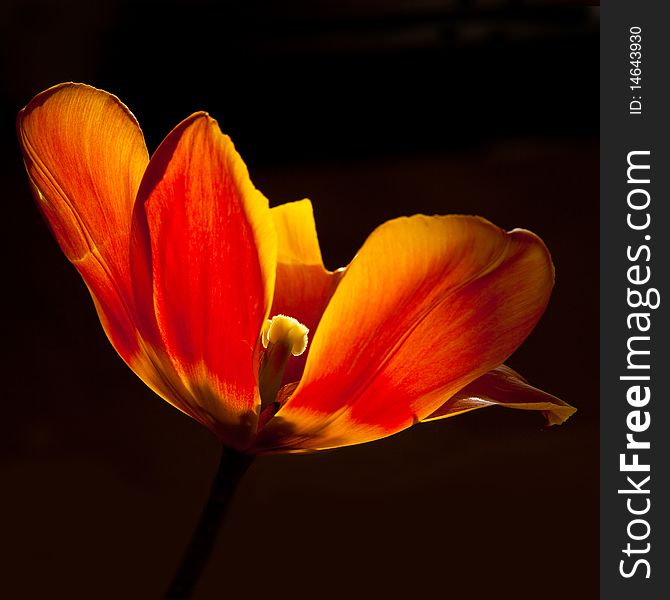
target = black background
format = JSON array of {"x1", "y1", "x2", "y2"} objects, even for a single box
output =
[{"x1": 1, "y1": 1, "x2": 598, "y2": 598}]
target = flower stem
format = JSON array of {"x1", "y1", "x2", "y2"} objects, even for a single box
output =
[{"x1": 165, "y1": 447, "x2": 254, "y2": 599}]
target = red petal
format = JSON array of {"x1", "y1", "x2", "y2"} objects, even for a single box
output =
[
  {"x1": 255, "y1": 215, "x2": 554, "y2": 452},
  {"x1": 131, "y1": 113, "x2": 276, "y2": 446}
]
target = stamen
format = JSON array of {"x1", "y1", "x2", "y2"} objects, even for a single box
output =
[{"x1": 259, "y1": 315, "x2": 309, "y2": 412}]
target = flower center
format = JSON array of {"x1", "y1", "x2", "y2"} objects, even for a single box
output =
[{"x1": 259, "y1": 315, "x2": 309, "y2": 412}]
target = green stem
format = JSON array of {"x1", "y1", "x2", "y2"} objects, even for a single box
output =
[{"x1": 165, "y1": 447, "x2": 254, "y2": 599}]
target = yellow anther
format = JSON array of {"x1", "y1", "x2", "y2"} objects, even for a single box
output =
[{"x1": 261, "y1": 314, "x2": 309, "y2": 356}]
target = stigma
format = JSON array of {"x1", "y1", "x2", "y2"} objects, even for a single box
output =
[{"x1": 261, "y1": 314, "x2": 309, "y2": 356}]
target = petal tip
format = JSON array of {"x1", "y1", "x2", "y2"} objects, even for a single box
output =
[
  {"x1": 18, "y1": 82, "x2": 144, "y2": 141},
  {"x1": 543, "y1": 403, "x2": 577, "y2": 427}
]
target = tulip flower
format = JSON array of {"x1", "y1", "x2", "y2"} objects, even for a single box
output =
[{"x1": 18, "y1": 83, "x2": 575, "y2": 595}]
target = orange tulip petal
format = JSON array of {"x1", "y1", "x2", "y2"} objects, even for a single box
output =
[
  {"x1": 269, "y1": 199, "x2": 345, "y2": 384},
  {"x1": 255, "y1": 215, "x2": 554, "y2": 452},
  {"x1": 423, "y1": 365, "x2": 576, "y2": 425},
  {"x1": 17, "y1": 85, "x2": 217, "y2": 431},
  {"x1": 17, "y1": 83, "x2": 149, "y2": 360},
  {"x1": 130, "y1": 113, "x2": 276, "y2": 444}
]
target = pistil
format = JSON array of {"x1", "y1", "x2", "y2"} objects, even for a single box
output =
[{"x1": 259, "y1": 315, "x2": 309, "y2": 412}]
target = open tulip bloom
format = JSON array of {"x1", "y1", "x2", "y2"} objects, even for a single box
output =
[{"x1": 18, "y1": 83, "x2": 576, "y2": 594}]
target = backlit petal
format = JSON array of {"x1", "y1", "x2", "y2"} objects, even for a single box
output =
[
  {"x1": 422, "y1": 365, "x2": 576, "y2": 425},
  {"x1": 131, "y1": 113, "x2": 276, "y2": 446},
  {"x1": 17, "y1": 82, "x2": 149, "y2": 361},
  {"x1": 17, "y1": 85, "x2": 213, "y2": 430},
  {"x1": 255, "y1": 215, "x2": 554, "y2": 452},
  {"x1": 269, "y1": 199, "x2": 344, "y2": 384}
]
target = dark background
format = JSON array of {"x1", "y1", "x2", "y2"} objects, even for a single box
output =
[{"x1": 0, "y1": 1, "x2": 598, "y2": 598}]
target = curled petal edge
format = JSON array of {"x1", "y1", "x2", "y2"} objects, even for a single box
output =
[{"x1": 422, "y1": 365, "x2": 576, "y2": 426}]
